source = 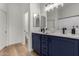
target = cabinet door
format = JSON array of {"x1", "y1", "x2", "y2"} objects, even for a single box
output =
[
  {"x1": 40, "y1": 35, "x2": 48, "y2": 56},
  {"x1": 32, "y1": 33, "x2": 40, "y2": 54},
  {"x1": 73, "y1": 39, "x2": 78, "y2": 56},
  {"x1": 48, "y1": 35, "x2": 55, "y2": 56},
  {"x1": 54, "y1": 37, "x2": 75, "y2": 56}
]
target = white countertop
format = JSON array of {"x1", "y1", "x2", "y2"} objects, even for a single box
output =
[{"x1": 32, "y1": 31, "x2": 79, "y2": 39}]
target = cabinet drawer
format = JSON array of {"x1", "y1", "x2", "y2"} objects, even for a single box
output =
[
  {"x1": 41, "y1": 41, "x2": 47, "y2": 44},
  {"x1": 41, "y1": 42, "x2": 48, "y2": 48},
  {"x1": 41, "y1": 48, "x2": 48, "y2": 52},
  {"x1": 41, "y1": 38, "x2": 47, "y2": 40},
  {"x1": 41, "y1": 44, "x2": 48, "y2": 47},
  {"x1": 41, "y1": 46, "x2": 48, "y2": 49},
  {"x1": 41, "y1": 38, "x2": 48, "y2": 42},
  {"x1": 41, "y1": 35, "x2": 47, "y2": 38}
]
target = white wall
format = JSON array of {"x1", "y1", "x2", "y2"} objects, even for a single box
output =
[
  {"x1": 7, "y1": 3, "x2": 25, "y2": 45},
  {"x1": 30, "y1": 3, "x2": 41, "y2": 32},
  {"x1": 29, "y1": 3, "x2": 41, "y2": 51},
  {"x1": 0, "y1": 3, "x2": 30, "y2": 50},
  {"x1": 40, "y1": 3, "x2": 47, "y2": 16},
  {"x1": 0, "y1": 4, "x2": 7, "y2": 12},
  {"x1": 19, "y1": 3, "x2": 30, "y2": 43},
  {"x1": 40, "y1": 3, "x2": 47, "y2": 28},
  {"x1": 58, "y1": 3, "x2": 79, "y2": 33},
  {"x1": 21, "y1": 3, "x2": 31, "y2": 51},
  {"x1": 0, "y1": 4, "x2": 7, "y2": 49},
  {"x1": 58, "y1": 3, "x2": 79, "y2": 18}
]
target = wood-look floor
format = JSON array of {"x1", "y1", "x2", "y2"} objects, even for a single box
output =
[{"x1": 0, "y1": 43, "x2": 38, "y2": 56}]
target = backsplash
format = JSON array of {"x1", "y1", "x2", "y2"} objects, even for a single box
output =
[{"x1": 58, "y1": 16, "x2": 79, "y2": 34}]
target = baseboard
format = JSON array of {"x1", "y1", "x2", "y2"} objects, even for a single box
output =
[{"x1": 28, "y1": 48, "x2": 33, "y2": 52}]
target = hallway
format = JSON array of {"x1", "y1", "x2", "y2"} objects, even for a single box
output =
[
  {"x1": 0, "y1": 42, "x2": 38, "y2": 56},
  {"x1": 0, "y1": 43, "x2": 29, "y2": 56}
]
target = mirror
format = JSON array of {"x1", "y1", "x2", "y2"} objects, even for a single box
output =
[
  {"x1": 47, "y1": 9, "x2": 56, "y2": 32},
  {"x1": 33, "y1": 13, "x2": 40, "y2": 27},
  {"x1": 41, "y1": 16, "x2": 46, "y2": 28}
]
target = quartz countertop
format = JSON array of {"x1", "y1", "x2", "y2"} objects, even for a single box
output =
[{"x1": 32, "y1": 31, "x2": 79, "y2": 39}]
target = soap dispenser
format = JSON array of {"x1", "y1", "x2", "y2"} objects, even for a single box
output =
[
  {"x1": 41, "y1": 28, "x2": 45, "y2": 33},
  {"x1": 62, "y1": 27, "x2": 67, "y2": 34},
  {"x1": 76, "y1": 25, "x2": 79, "y2": 34},
  {"x1": 71, "y1": 26, "x2": 75, "y2": 34}
]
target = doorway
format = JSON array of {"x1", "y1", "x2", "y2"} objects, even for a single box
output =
[
  {"x1": 24, "y1": 12, "x2": 29, "y2": 46},
  {"x1": 0, "y1": 11, "x2": 7, "y2": 49}
]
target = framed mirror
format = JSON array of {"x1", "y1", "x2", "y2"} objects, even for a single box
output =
[{"x1": 33, "y1": 13, "x2": 40, "y2": 27}]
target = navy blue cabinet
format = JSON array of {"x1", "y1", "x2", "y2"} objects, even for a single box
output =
[
  {"x1": 54, "y1": 37, "x2": 75, "y2": 56},
  {"x1": 32, "y1": 33, "x2": 41, "y2": 54},
  {"x1": 32, "y1": 33, "x2": 79, "y2": 56},
  {"x1": 48, "y1": 35, "x2": 79, "y2": 56},
  {"x1": 48, "y1": 35, "x2": 55, "y2": 56},
  {"x1": 40, "y1": 35, "x2": 48, "y2": 56}
]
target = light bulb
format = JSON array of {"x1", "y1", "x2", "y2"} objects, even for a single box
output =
[
  {"x1": 34, "y1": 14, "x2": 37, "y2": 18},
  {"x1": 45, "y1": 3, "x2": 64, "y2": 12}
]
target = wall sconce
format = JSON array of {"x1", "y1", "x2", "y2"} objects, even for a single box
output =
[{"x1": 34, "y1": 13, "x2": 38, "y2": 18}]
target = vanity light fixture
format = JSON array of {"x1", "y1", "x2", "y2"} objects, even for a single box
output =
[{"x1": 45, "y1": 3, "x2": 63, "y2": 12}]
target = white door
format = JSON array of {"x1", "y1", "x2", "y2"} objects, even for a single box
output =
[
  {"x1": 24, "y1": 12, "x2": 29, "y2": 44},
  {"x1": 0, "y1": 11, "x2": 7, "y2": 49},
  {"x1": 24, "y1": 12, "x2": 28, "y2": 33}
]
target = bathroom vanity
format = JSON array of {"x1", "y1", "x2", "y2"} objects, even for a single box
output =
[
  {"x1": 31, "y1": 3, "x2": 79, "y2": 56},
  {"x1": 32, "y1": 32, "x2": 79, "y2": 56}
]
